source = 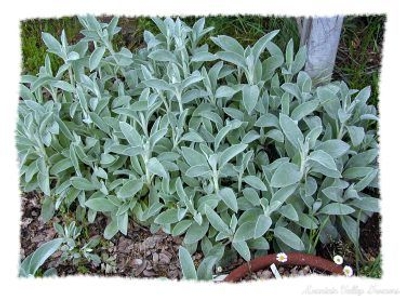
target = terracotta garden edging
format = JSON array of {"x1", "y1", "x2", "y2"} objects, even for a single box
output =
[{"x1": 223, "y1": 252, "x2": 344, "y2": 282}]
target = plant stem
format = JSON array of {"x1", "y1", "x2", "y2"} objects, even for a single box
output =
[
  {"x1": 213, "y1": 171, "x2": 220, "y2": 194},
  {"x1": 310, "y1": 215, "x2": 330, "y2": 253}
]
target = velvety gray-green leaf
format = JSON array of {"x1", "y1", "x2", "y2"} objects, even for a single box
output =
[{"x1": 274, "y1": 226, "x2": 305, "y2": 251}]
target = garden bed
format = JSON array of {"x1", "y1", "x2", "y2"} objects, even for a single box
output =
[
  {"x1": 20, "y1": 191, "x2": 380, "y2": 278},
  {"x1": 18, "y1": 15, "x2": 383, "y2": 280}
]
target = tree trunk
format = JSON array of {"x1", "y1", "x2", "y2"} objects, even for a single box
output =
[{"x1": 298, "y1": 16, "x2": 344, "y2": 84}]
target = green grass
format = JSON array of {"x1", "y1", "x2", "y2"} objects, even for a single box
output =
[
  {"x1": 20, "y1": 17, "x2": 82, "y2": 74},
  {"x1": 358, "y1": 253, "x2": 382, "y2": 278},
  {"x1": 334, "y1": 15, "x2": 385, "y2": 107}
]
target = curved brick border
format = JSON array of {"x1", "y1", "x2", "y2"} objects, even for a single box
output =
[{"x1": 224, "y1": 252, "x2": 344, "y2": 282}]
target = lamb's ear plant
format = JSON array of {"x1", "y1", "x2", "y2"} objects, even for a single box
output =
[{"x1": 18, "y1": 16, "x2": 379, "y2": 280}]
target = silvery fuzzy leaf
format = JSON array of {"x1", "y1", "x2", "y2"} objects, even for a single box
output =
[
  {"x1": 205, "y1": 205, "x2": 231, "y2": 235},
  {"x1": 347, "y1": 126, "x2": 365, "y2": 147},
  {"x1": 297, "y1": 71, "x2": 312, "y2": 93},
  {"x1": 232, "y1": 241, "x2": 251, "y2": 261},
  {"x1": 200, "y1": 111, "x2": 223, "y2": 128},
  {"x1": 350, "y1": 194, "x2": 380, "y2": 212},
  {"x1": 242, "y1": 130, "x2": 260, "y2": 144},
  {"x1": 211, "y1": 35, "x2": 245, "y2": 55},
  {"x1": 41, "y1": 197, "x2": 55, "y2": 222},
  {"x1": 19, "y1": 238, "x2": 64, "y2": 277},
  {"x1": 242, "y1": 188, "x2": 260, "y2": 206},
  {"x1": 237, "y1": 197, "x2": 254, "y2": 211},
  {"x1": 338, "y1": 108, "x2": 352, "y2": 124},
  {"x1": 178, "y1": 247, "x2": 198, "y2": 280},
  {"x1": 85, "y1": 197, "x2": 116, "y2": 212},
  {"x1": 274, "y1": 226, "x2": 304, "y2": 251},
  {"x1": 270, "y1": 183, "x2": 298, "y2": 207},
  {"x1": 181, "y1": 72, "x2": 204, "y2": 89},
  {"x1": 119, "y1": 122, "x2": 142, "y2": 146},
  {"x1": 322, "y1": 186, "x2": 343, "y2": 202},
  {"x1": 223, "y1": 107, "x2": 245, "y2": 121},
  {"x1": 345, "y1": 149, "x2": 378, "y2": 169},
  {"x1": 319, "y1": 203, "x2": 355, "y2": 215},
  {"x1": 51, "y1": 80, "x2": 75, "y2": 93},
  {"x1": 197, "y1": 256, "x2": 219, "y2": 281},
  {"x1": 42, "y1": 32, "x2": 63, "y2": 57},
  {"x1": 254, "y1": 113, "x2": 279, "y2": 127},
  {"x1": 89, "y1": 46, "x2": 106, "y2": 71},
  {"x1": 317, "y1": 87, "x2": 340, "y2": 119},
  {"x1": 230, "y1": 214, "x2": 238, "y2": 232},
  {"x1": 218, "y1": 187, "x2": 238, "y2": 212},
  {"x1": 242, "y1": 85, "x2": 260, "y2": 114},
  {"x1": 215, "y1": 85, "x2": 237, "y2": 99},
  {"x1": 291, "y1": 100, "x2": 319, "y2": 121},
  {"x1": 279, "y1": 113, "x2": 303, "y2": 150},
  {"x1": 353, "y1": 86, "x2": 371, "y2": 104},
  {"x1": 342, "y1": 167, "x2": 374, "y2": 179},
  {"x1": 191, "y1": 51, "x2": 217, "y2": 62},
  {"x1": 308, "y1": 150, "x2": 338, "y2": 171},
  {"x1": 49, "y1": 158, "x2": 73, "y2": 175},
  {"x1": 247, "y1": 237, "x2": 270, "y2": 250},
  {"x1": 360, "y1": 114, "x2": 379, "y2": 121},
  {"x1": 285, "y1": 39, "x2": 294, "y2": 65},
  {"x1": 184, "y1": 220, "x2": 209, "y2": 245},
  {"x1": 233, "y1": 221, "x2": 256, "y2": 242},
  {"x1": 253, "y1": 30, "x2": 279, "y2": 59},
  {"x1": 142, "y1": 78, "x2": 174, "y2": 92},
  {"x1": 148, "y1": 157, "x2": 169, "y2": 179},
  {"x1": 148, "y1": 49, "x2": 178, "y2": 64},
  {"x1": 291, "y1": 46, "x2": 307, "y2": 75},
  {"x1": 278, "y1": 204, "x2": 299, "y2": 221},
  {"x1": 185, "y1": 165, "x2": 212, "y2": 178},
  {"x1": 117, "y1": 179, "x2": 143, "y2": 200},
  {"x1": 242, "y1": 175, "x2": 267, "y2": 191},
  {"x1": 154, "y1": 208, "x2": 180, "y2": 225},
  {"x1": 281, "y1": 83, "x2": 301, "y2": 101},
  {"x1": 71, "y1": 177, "x2": 99, "y2": 191},
  {"x1": 265, "y1": 129, "x2": 284, "y2": 142},
  {"x1": 172, "y1": 220, "x2": 193, "y2": 236},
  {"x1": 182, "y1": 89, "x2": 208, "y2": 104},
  {"x1": 142, "y1": 202, "x2": 164, "y2": 220},
  {"x1": 354, "y1": 168, "x2": 379, "y2": 192},
  {"x1": 270, "y1": 163, "x2": 302, "y2": 188},
  {"x1": 117, "y1": 212, "x2": 129, "y2": 235},
  {"x1": 340, "y1": 216, "x2": 359, "y2": 246},
  {"x1": 181, "y1": 147, "x2": 209, "y2": 167},
  {"x1": 216, "y1": 51, "x2": 246, "y2": 68},
  {"x1": 218, "y1": 143, "x2": 247, "y2": 168},
  {"x1": 310, "y1": 162, "x2": 342, "y2": 179},
  {"x1": 262, "y1": 56, "x2": 284, "y2": 81},
  {"x1": 197, "y1": 194, "x2": 219, "y2": 214},
  {"x1": 149, "y1": 128, "x2": 168, "y2": 147},
  {"x1": 297, "y1": 213, "x2": 319, "y2": 230},
  {"x1": 314, "y1": 139, "x2": 350, "y2": 159},
  {"x1": 254, "y1": 215, "x2": 272, "y2": 238}
]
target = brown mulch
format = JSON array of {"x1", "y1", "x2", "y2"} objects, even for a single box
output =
[
  {"x1": 19, "y1": 191, "x2": 190, "y2": 279},
  {"x1": 20, "y1": 191, "x2": 381, "y2": 279}
]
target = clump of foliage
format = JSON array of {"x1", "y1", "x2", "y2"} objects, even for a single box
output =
[{"x1": 17, "y1": 16, "x2": 379, "y2": 279}]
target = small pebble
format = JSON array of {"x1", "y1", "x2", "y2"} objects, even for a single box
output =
[
  {"x1": 303, "y1": 265, "x2": 311, "y2": 273},
  {"x1": 152, "y1": 253, "x2": 159, "y2": 262},
  {"x1": 278, "y1": 267, "x2": 285, "y2": 273},
  {"x1": 260, "y1": 270, "x2": 273, "y2": 279},
  {"x1": 132, "y1": 258, "x2": 143, "y2": 266}
]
